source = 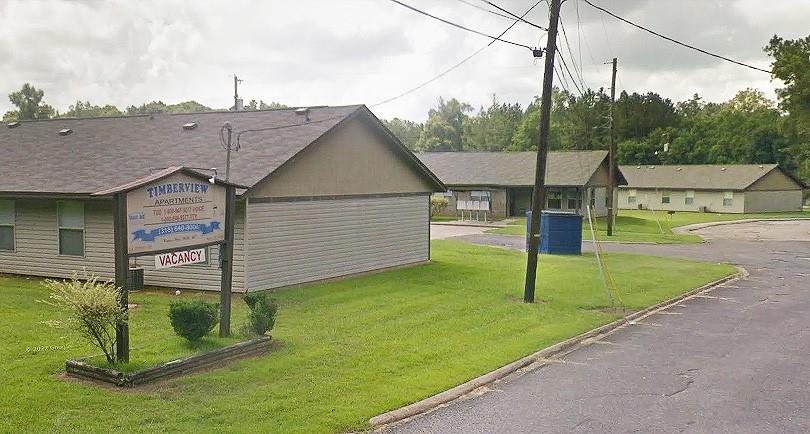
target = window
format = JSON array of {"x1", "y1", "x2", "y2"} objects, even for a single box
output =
[
  {"x1": 685, "y1": 190, "x2": 695, "y2": 205},
  {"x1": 470, "y1": 190, "x2": 490, "y2": 201},
  {"x1": 547, "y1": 191, "x2": 562, "y2": 209},
  {"x1": 661, "y1": 191, "x2": 670, "y2": 204},
  {"x1": 723, "y1": 191, "x2": 733, "y2": 207},
  {"x1": 58, "y1": 201, "x2": 84, "y2": 256},
  {"x1": 627, "y1": 189, "x2": 637, "y2": 204},
  {"x1": 0, "y1": 200, "x2": 14, "y2": 251},
  {"x1": 566, "y1": 190, "x2": 579, "y2": 210}
]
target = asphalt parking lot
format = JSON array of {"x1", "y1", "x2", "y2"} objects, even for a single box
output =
[{"x1": 387, "y1": 220, "x2": 810, "y2": 434}]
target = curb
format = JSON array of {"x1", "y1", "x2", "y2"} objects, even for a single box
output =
[
  {"x1": 674, "y1": 217, "x2": 810, "y2": 234},
  {"x1": 431, "y1": 222, "x2": 510, "y2": 229},
  {"x1": 369, "y1": 268, "x2": 746, "y2": 429}
]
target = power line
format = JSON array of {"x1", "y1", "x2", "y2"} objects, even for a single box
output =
[
  {"x1": 236, "y1": 1, "x2": 547, "y2": 145},
  {"x1": 388, "y1": 0, "x2": 533, "y2": 50},
  {"x1": 582, "y1": 0, "x2": 772, "y2": 74},
  {"x1": 481, "y1": 0, "x2": 547, "y2": 31},
  {"x1": 556, "y1": 49, "x2": 583, "y2": 95},
  {"x1": 371, "y1": 0, "x2": 546, "y2": 108},
  {"x1": 454, "y1": 0, "x2": 515, "y2": 21},
  {"x1": 559, "y1": 17, "x2": 588, "y2": 91}
]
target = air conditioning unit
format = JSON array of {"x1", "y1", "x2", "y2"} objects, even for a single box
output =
[
  {"x1": 637, "y1": 204, "x2": 645, "y2": 210},
  {"x1": 698, "y1": 206, "x2": 708, "y2": 213}
]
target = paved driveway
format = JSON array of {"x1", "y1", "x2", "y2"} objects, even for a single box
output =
[
  {"x1": 429, "y1": 223, "x2": 490, "y2": 240},
  {"x1": 388, "y1": 221, "x2": 810, "y2": 434}
]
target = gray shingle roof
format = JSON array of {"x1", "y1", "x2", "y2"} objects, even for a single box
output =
[
  {"x1": 0, "y1": 105, "x2": 365, "y2": 194},
  {"x1": 618, "y1": 164, "x2": 805, "y2": 190},
  {"x1": 415, "y1": 151, "x2": 614, "y2": 187}
]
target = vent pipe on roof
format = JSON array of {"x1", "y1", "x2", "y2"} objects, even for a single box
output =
[
  {"x1": 58, "y1": 128, "x2": 73, "y2": 136},
  {"x1": 182, "y1": 122, "x2": 198, "y2": 130},
  {"x1": 7, "y1": 121, "x2": 20, "y2": 128},
  {"x1": 295, "y1": 107, "x2": 310, "y2": 122}
]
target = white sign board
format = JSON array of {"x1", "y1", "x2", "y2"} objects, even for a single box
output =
[
  {"x1": 126, "y1": 172, "x2": 226, "y2": 255},
  {"x1": 155, "y1": 248, "x2": 207, "y2": 270}
]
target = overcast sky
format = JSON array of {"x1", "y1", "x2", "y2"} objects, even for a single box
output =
[{"x1": 1, "y1": 0, "x2": 808, "y2": 122}]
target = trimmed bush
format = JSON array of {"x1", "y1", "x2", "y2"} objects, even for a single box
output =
[
  {"x1": 241, "y1": 292, "x2": 277, "y2": 336},
  {"x1": 168, "y1": 300, "x2": 219, "y2": 342}
]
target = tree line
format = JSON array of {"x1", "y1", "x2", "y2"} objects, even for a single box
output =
[
  {"x1": 1, "y1": 84, "x2": 286, "y2": 121},
  {"x1": 383, "y1": 34, "x2": 810, "y2": 190}
]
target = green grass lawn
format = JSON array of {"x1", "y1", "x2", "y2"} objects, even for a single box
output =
[
  {"x1": 488, "y1": 209, "x2": 810, "y2": 243},
  {"x1": 1, "y1": 241, "x2": 735, "y2": 433}
]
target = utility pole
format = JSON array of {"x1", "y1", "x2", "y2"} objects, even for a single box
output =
[
  {"x1": 233, "y1": 75, "x2": 243, "y2": 111},
  {"x1": 524, "y1": 0, "x2": 562, "y2": 304},
  {"x1": 606, "y1": 58, "x2": 617, "y2": 236}
]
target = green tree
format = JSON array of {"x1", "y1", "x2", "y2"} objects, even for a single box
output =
[
  {"x1": 463, "y1": 95, "x2": 523, "y2": 151},
  {"x1": 414, "y1": 97, "x2": 472, "y2": 152},
  {"x1": 382, "y1": 117, "x2": 422, "y2": 149},
  {"x1": 3, "y1": 83, "x2": 56, "y2": 121},
  {"x1": 126, "y1": 100, "x2": 212, "y2": 115},
  {"x1": 60, "y1": 101, "x2": 122, "y2": 118}
]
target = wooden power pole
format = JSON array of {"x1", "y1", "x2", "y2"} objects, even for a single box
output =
[
  {"x1": 606, "y1": 58, "x2": 618, "y2": 236},
  {"x1": 524, "y1": 0, "x2": 562, "y2": 303}
]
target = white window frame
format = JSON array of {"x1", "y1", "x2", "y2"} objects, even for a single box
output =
[
  {"x1": 627, "y1": 189, "x2": 637, "y2": 204},
  {"x1": 57, "y1": 201, "x2": 85, "y2": 257},
  {"x1": 723, "y1": 191, "x2": 734, "y2": 207},
  {"x1": 547, "y1": 190, "x2": 562, "y2": 209},
  {"x1": 0, "y1": 199, "x2": 15, "y2": 252},
  {"x1": 685, "y1": 190, "x2": 695, "y2": 205},
  {"x1": 565, "y1": 190, "x2": 579, "y2": 210},
  {"x1": 470, "y1": 190, "x2": 491, "y2": 201},
  {"x1": 661, "y1": 190, "x2": 671, "y2": 204}
]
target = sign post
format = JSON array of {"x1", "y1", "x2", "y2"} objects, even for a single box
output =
[
  {"x1": 113, "y1": 193, "x2": 130, "y2": 362},
  {"x1": 94, "y1": 167, "x2": 246, "y2": 360},
  {"x1": 219, "y1": 185, "x2": 236, "y2": 337}
]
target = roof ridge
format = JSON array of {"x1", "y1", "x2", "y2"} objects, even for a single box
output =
[{"x1": 1, "y1": 104, "x2": 365, "y2": 124}]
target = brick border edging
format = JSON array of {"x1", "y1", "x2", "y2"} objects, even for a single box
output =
[
  {"x1": 65, "y1": 335, "x2": 273, "y2": 387},
  {"x1": 369, "y1": 268, "x2": 746, "y2": 428}
]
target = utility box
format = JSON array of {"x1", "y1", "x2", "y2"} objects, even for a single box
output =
[
  {"x1": 127, "y1": 267, "x2": 144, "y2": 291},
  {"x1": 526, "y1": 211, "x2": 583, "y2": 255}
]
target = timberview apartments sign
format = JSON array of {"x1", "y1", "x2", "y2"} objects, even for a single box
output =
[{"x1": 126, "y1": 172, "x2": 226, "y2": 256}]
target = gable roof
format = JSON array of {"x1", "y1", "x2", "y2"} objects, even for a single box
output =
[
  {"x1": 619, "y1": 164, "x2": 807, "y2": 191},
  {"x1": 0, "y1": 105, "x2": 443, "y2": 195},
  {"x1": 416, "y1": 150, "x2": 624, "y2": 187}
]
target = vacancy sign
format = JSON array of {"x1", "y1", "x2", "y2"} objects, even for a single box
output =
[{"x1": 155, "y1": 248, "x2": 207, "y2": 270}]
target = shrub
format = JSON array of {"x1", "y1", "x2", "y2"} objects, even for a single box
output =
[
  {"x1": 168, "y1": 300, "x2": 219, "y2": 342},
  {"x1": 241, "y1": 292, "x2": 278, "y2": 336},
  {"x1": 41, "y1": 271, "x2": 125, "y2": 364},
  {"x1": 430, "y1": 195, "x2": 449, "y2": 217}
]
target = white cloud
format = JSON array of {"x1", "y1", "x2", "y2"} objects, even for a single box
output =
[{"x1": 0, "y1": 0, "x2": 806, "y2": 121}]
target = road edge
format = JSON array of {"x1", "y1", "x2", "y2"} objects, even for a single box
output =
[
  {"x1": 369, "y1": 267, "x2": 746, "y2": 429},
  {"x1": 673, "y1": 217, "x2": 810, "y2": 234}
]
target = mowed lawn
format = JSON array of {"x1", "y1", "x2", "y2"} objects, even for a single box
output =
[
  {"x1": 488, "y1": 209, "x2": 810, "y2": 243},
  {"x1": 1, "y1": 241, "x2": 735, "y2": 433}
]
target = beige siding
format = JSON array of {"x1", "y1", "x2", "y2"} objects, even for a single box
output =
[
  {"x1": 245, "y1": 195, "x2": 429, "y2": 291},
  {"x1": 744, "y1": 190, "x2": 803, "y2": 212},
  {"x1": 0, "y1": 198, "x2": 246, "y2": 291},
  {"x1": 618, "y1": 188, "x2": 746, "y2": 213},
  {"x1": 747, "y1": 168, "x2": 803, "y2": 191},
  {"x1": 247, "y1": 118, "x2": 435, "y2": 198}
]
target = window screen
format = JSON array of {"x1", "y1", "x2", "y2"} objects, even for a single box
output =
[
  {"x1": 661, "y1": 191, "x2": 671, "y2": 204},
  {"x1": 0, "y1": 200, "x2": 13, "y2": 251},
  {"x1": 547, "y1": 191, "x2": 562, "y2": 209},
  {"x1": 627, "y1": 189, "x2": 637, "y2": 204},
  {"x1": 685, "y1": 190, "x2": 695, "y2": 205},
  {"x1": 58, "y1": 201, "x2": 84, "y2": 256},
  {"x1": 723, "y1": 191, "x2": 733, "y2": 207}
]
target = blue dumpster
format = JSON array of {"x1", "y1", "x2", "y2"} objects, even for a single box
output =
[{"x1": 526, "y1": 210, "x2": 582, "y2": 255}]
